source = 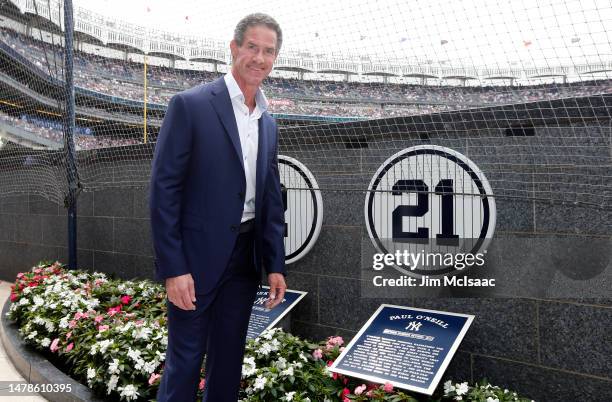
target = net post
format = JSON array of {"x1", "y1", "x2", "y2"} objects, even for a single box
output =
[{"x1": 63, "y1": 0, "x2": 78, "y2": 271}]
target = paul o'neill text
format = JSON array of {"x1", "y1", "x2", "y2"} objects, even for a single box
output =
[{"x1": 372, "y1": 275, "x2": 496, "y2": 287}]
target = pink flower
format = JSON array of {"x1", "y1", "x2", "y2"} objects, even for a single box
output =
[
  {"x1": 383, "y1": 382, "x2": 394, "y2": 392},
  {"x1": 366, "y1": 390, "x2": 373, "y2": 397},
  {"x1": 342, "y1": 388, "x2": 350, "y2": 398},
  {"x1": 148, "y1": 373, "x2": 161, "y2": 386},
  {"x1": 65, "y1": 342, "x2": 74, "y2": 352},
  {"x1": 10, "y1": 293, "x2": 17, "y2": 302},
  {"x1": 66, "y1": 332, "x2": 72, "y2": 340},
  {"x1": 312, "y1": 349, "x2": 323, "y2": 360},
  {"x1": 120, "y1": 295, "x2": 132, "y2": 305},
  {"x1": 107, "y1": 305, "x2": 122, "y2": 316},
  {"x1": 16, "y1": 272, "x2": 24, "y2": 279},
  {"x1": 50, "y1": 338, "x2": 60, "y2": 352},
  {"x1": 68, "y1": 320, "x2": 77, "y2": 329},
  {"x1": 94, "y1": 315, "x2": 104, "y2": 323},
  {"x1": 198, "y1": 378, "x2": 206, "y2": 390},
  {"x1": 74, "y1": 312, "x2": 89, "y2": 320},
  {"x1": 355, "y1": 384, "x2": 367, "y2": 395},
  {"x1": 98, "y1": 325, "x2": 109, "y2": 332},
  {"x1": 326, "y1": 336, "x2": 345, "y2": 350}
]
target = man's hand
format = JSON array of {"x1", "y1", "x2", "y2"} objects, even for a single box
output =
[
  {"x1": 166, "y1": 273, "x2": 196, "y2": 310},
  {"x1": 265, "y1": 273, "x2": 287, "y2": 309}
]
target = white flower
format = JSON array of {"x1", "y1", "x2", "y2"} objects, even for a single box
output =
[
  {"x1": 143, "y1": 360, "x2": 158, "y2": 374},
  {"x1": 108, "y1": 359, "x2": 121, "y2": 374},
  {"x1": 40, "y1": 338, "x2": 50, "y2": 347},
  {"x1": 127, "y1": 347, "x2": 142, "y2": 362},
  {"x1": 18, "y1": 298, "x2": 29, "y2": 306},
  {"x1": 253, "y1": 375, "x2": 267, "y2": 391},
  {"x1": 280, "y1": 366, "x2": 294, "y2": 377},
  {"x1": 106, "y1": 375, "x2": 119, "y2": 394},
  {"x1": 119, "y1": 322, "x2": 134, "y2": 333},
  {"x1": 455, "y1": 397, "x2": 462, "y2": 401},
  {"x1": 87, "y1": 367, "x2": 96, "y2": 379},
  {"x1": 118, "y1": 384, "x2": 139, "y2": 400},
  {"x1": 486, "y1": 398, "x2": 500, "y2": 402},
  {"x1": 97, "y1": 339, "x2": 113, "y2": 354},
  {"x1": 33, "y1": 296, "x2": 44, "y2": 306},
  {"x1": 284, "y1": 391, "x2": 296, "y2": 401},
  {"x1": 45, "y1": 321, "x2": 55, "y2": 332},
  {"x1": 26, "y1": 330, "x2": 38, "y2": 340},
  {"x1": 242, "y1": 357, "x2": 257, "y2": 377},
  {"x1": 59, "y1": 317, "x2": 69, "y2": 329},
  {"x1": 258, "y1": 342, "x2": 272, "y2": 356},
  {"x1": 131, "y1": 326, "x2": 152, "y2": 340},
  {"x1": 456, "y1": 382, "x2": 469, "y2": 395},
  {"x1": 275, "y1": 356, "x2": 287, "y2": 369},
  {"x1": 444, "y1": 381, "x2": 455, "y2": 395}
]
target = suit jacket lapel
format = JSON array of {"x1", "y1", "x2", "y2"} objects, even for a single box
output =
[{"x1": 210, "y1": 78, "x2": 244, "y2": 171}]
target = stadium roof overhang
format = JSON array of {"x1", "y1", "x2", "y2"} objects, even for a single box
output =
[
  {"x1": 0, "y1": 0, "x2": 27, "y2": 23},
  {"x1": 579, "y1": 67, "x2": 612, "y2": 74},
  {"x1": 483, "y1": 75, "x2": 520, "y2": 80},
  {"x1": 318, "y1": 69, "x2": 357, "y2": 75},
  {"x1": 107, "y1": 42, "x2": 145, "y2": 55},
  {"x1": 275, "y1": 66, "x2": 314, "y2": 73},
  {"x1": 403, "y1": 73, "x2": 438, "y2": 79},
  {"x1": 23, "y1": 13, "x2": 63, "y2": 35},
  {"x1": 441, "y1": 75, "x2": 478, "y2": 80},
  {"x1": 189, "y1": 57, "x2": 226, "y2": 64},
  {"x1": 74, "y1": 31, "x2": 104, "y2": 46},
  {"x1": 529, "y1": 73, "x2": 566, "y2": 78},
  {"x1": 147, "y1": 51, "x2": 186, "y2": 61},
  {"x1": 363, "y1": 71, "x2": 399, "y2": 77}
]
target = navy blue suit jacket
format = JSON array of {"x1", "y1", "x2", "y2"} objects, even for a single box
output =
[{"x1": 149, "y1": 77, "x2": 286, "y2": 295}]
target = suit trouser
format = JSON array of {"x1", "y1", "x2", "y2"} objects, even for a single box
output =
[{"x1": 157, "y1": 230, "x2": 259, "y2": 402}]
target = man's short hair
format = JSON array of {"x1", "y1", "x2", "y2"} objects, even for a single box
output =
[{"x1": 234, "y1": 13, "x2": 282, "y2": 54}]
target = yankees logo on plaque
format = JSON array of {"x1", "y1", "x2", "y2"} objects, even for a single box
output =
[
  {"x1": 278, "y1": 155, "x2": 323, "y2": 264},
  {"x1": 365, "y1": 145, "x2": 496, "y2": 278}
]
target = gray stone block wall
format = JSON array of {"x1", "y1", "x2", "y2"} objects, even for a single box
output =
[{"x1": 0, "y1": 119, "x2": 610, "y2": 401}]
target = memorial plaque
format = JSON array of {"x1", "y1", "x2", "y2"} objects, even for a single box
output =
[
  {"x1": 329, "y1": 304, "x2": 474, "y2": 395},
  {"x1": 246, "y1": 286, "x2": 307, "y2": 340}
]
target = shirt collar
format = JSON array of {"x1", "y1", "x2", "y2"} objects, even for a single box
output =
[{"x1": 224, "y1": 71, "x2": 268, "y2": 113}]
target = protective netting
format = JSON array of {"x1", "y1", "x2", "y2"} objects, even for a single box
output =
[{"x1": 0, "y1": 0, "x2": 610, "y2": 212}]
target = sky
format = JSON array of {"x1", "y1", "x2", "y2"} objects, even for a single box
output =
[{"x1": 74, "y1": 0, "x2": 611, "y2": 68}]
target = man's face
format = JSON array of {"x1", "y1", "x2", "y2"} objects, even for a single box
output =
[{"x1": 230, "y1": 25, "x2": 278, "y2": 90}]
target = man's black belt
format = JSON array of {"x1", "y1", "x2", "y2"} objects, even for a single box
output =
[{"x1": 239, "y1": 219, "x2": 255, "y2": 233}]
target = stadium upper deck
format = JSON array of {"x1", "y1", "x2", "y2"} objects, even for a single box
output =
[{"x1": 3, "y1": 0, "x2": 612, "y2": 85}]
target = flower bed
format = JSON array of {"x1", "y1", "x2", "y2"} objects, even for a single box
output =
[{"x1": 7, "y1": 262, "x2": 534, "y2": 402}]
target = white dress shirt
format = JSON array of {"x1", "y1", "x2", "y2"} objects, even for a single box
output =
[{"x1": 223, "y1": 72, "x2": 268, "y2": 223}]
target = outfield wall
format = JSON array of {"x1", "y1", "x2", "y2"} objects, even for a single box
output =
[{"x1": 0, "y1": 112, "x2": 610, "y2": 401}]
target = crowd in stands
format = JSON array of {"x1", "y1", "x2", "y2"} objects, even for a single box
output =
[
  {"x1": 1, "y1": 26, "x2": 612, "y2": 149},
  {"x1": 2, "y1": 27, "x2": 611, "y2": 116},
  {"x1": 0, "y1": 111, "x2": 138, "y2": 150}
]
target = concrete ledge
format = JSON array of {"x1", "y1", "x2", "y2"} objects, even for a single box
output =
[{"x1": 0, "y1": 298, "x2": 104, "y2": 402}]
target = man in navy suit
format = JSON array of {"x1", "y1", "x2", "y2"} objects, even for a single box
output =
[{"x1": 150, "y1": 13, "x2": 287, "y2": 402}]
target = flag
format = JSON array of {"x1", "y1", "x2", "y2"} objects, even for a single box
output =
[
  {"x1": 440, "y1": 39, "x2": 448, "y2": 45},
  {"x1": 571, "y1": 37, "x2": 580, "y2": 43},
  {"x1": 523, "y1": 40, "x2": 532, "y2": 47},
  {"x1": 399, "y1": 37, "x2": 408, "y2": 43}
]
